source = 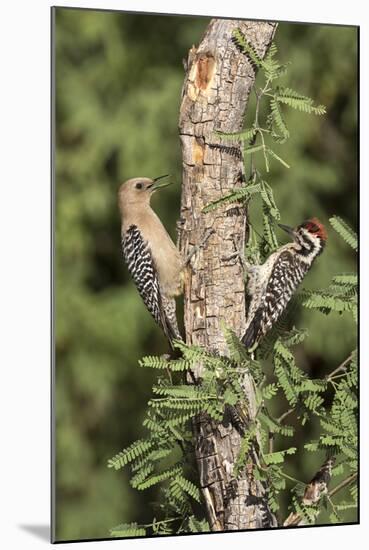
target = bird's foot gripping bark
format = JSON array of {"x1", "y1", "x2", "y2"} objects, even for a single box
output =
[
  {"x1": 221, "y1": 236, "x2": 252, "y2": 280},
  {"x1": 185, "y1": 227, "x2": 216, "y2": 266}
]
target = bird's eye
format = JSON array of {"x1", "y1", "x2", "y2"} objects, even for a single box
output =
[{"x1": 135, "y1": 182, "x2": 143, "y2": 190}]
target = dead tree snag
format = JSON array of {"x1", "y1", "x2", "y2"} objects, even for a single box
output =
[{"x1": 179, "y1": 18, "x2": 278, "y2": 531}]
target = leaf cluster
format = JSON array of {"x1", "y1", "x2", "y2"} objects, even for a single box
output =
[
  {"x1": 300, "y1": 218, "x2": 357, "y2": 322},
  {"x1": 107, "y1": 339, "x2": 263, "y2": 535}
]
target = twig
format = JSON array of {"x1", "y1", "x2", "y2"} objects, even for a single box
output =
[
  {"x1": 268, "y1": 431, "x2": 274, "y2": 453},
  {"x1": 326, "y1": 494, "x2": 339, "y2": 518},
  {"x1": 326, "y1": 352, "x2": 355, "y2": 381},
  {"x1": 329, "y1": 472, "x2": 357, "y2": 498},
  {"x1": 278, "y1": 408, "x2": 294, "y2": 423},
  {"x1": 279, "y1": 471, "x2": 306, "y2": 485},
  {"x1": 249, "y1": 77, "x2": 271, "y2": 179}
]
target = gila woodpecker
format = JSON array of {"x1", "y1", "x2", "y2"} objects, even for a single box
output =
[
  {"x1": 243, "y1": 218, "x2": 327, "y2": 351},
  {"x1": 118, "y1": 175, "x2": 184, "y2": 343}
]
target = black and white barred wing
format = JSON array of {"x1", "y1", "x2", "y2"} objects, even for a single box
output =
[
  {"x1": 121, "y1": 225, "x2": 179, "y2": 342},
  {"x1": 243, "y1": 250, "x2": 308, "y2": 349}
]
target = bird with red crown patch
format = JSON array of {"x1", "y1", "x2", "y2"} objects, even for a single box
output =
[{"x1": 242, "y1": 218, "x2": 327, "y2": 351}]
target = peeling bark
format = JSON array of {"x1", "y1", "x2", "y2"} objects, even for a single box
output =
[{"x1": 178, "y1": 19, "x2": 278, "y2": 531}]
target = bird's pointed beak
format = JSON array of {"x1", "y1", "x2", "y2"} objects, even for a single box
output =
[
  {"x1": 278, "y1": 223, "x2": 294, "y2": 236},
  {"x1": 150, "y1": 174, "x2": 173, "y2": 192}
]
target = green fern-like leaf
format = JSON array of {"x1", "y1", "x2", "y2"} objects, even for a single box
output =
[
  {"x1": 270, "y1": 98, "x2": 290, "y2": 142},
  {"x1": 187, "y1": 516, "x2": 210, "y2": 533},
  {"x1": 274, "y1": 341, "x2": 299, "y2": 406},
  {"x1": 172, "y1": 476, "x2": 201, "y2": 503},
  {"x1": 330, "y1": 216, "x2": 357, "y2": 251},
  {"x1": 202, "y1": 183, "x2": 261, "y2": 213},
  {"x1": 205, "y1": 400, "x2": 225, "y2": 421},
  {"x1": 244, "y1": 144, "x2": 265, "y2": 155},
  {"x1": 263, "y1": 41, "x2": 277, "y2": 64},
  {"x1": 232, "y1": 29, "x2": 264, "y2": 68},
  {"x1": 215, "y1": 128, "x2": 256, "y2": 141},
  {"x1": 303, "y1": 393, "x2": 324, "y2": 414},
  {"x1": 139, "y1": 355, "x2": 191, "y2": 371},
  {"x1": 145, "y1": 410, "x2": 195, "y2": 431},
  {"x1": 223, "y1": 327, "x2": 264, "y2": 383},
  {"x1": 131, "y1": 463, "x2": 155, "y2": 489},
  {"x1": 304, "y1": 441, "x2": 319, "y2": 452},
  {"x1": 341, "y1": 445, "x2": 357, "y2": 460},
  {"x1": 259, "y1": 410, "x2": 294, "y2": 437},
  {"x1": 260, "y1": 180, "x2": 281, "y2": 220},
  {"x1": 234, "y1": 427, "x2": 256, "y2": 476},
  {"x1": 349, "y1": 484, "x2": 358, "y2": 503},
  {"x1": 110, "y1": 522, "x2": 146, "y2": 538},
  {"x1": 267, "y1": 147, "x2": 291, "y2": 169},
  {"x1": 223, "y1": 327, "x2": 250, "y2": 364},
  {"x1": 281, "y1": 327, "x2": 308, "y2": 347},
  {"x1": 152, "y1": 384, "x2": 211, "y2": 399},
  {"x1": 291, "y1": 496, "x2": 319, "y2": 524},
  {"x1": 263, "y1": 43, "x2": 291, "y2": 81},
  {"x1": 107, "y1": 439, "x2": 153, "y2": 470},
  {"x1": 136, "y1": 465, "x2": 183, "y2": 490},
  {"x1": 261, "y1": 383, "x2": 279, "y2": 400},
  {"x1": 301, "y1": 289, "x2": 355, "y2": 315},
  {"x1": 262, "y1": 207, "x2": 279, "y2": 253},
  {"x1": 172, "y1": 340, "x2": 209, "y2": 362},
  {"x1": 331, "y1": 463, "x2": 345, "y2": 477},
  {"x1": 332, "y1": 273, "x2": 357, "y2": 286},
  {"x1": 264, "y1": 446, "x2": 296, "y2": 465},
  {"x1": 149, "y1": 397, "x2": 214, "y2": 413},
  {"x1": 299, "y1": 379, "x2": 327, "y2": 392},
  {"x1": 320, "y1": 418, "x2": 342, "y2": 436},
  {"x1": 267, "y1": 491, "x2": 280, "y2": 513},
  {"x1": 130, "y1": 447, "x2": 174, "y2": 476},
  {"x1": 275, "y1": 87, "x2": 326, "y2": 115},
  {"x1": 336, "y1": 502, "x2": 358, "y2": 511},
  {"x1": 169, "y1": 478, "x2": 191, "y2": 505}
]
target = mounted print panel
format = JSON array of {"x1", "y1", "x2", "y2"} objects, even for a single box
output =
[{"x1": 52, "y1": 6, "x2": 358, "y2": 543}]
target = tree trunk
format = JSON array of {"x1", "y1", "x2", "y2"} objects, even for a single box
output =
[{"x1": 178, "y1": 19, "x2": 278, "y2": 531}]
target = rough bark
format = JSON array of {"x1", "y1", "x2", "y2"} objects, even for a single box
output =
[{"x1": 178, "y1": 19, "x2": 278, "y2": 531}]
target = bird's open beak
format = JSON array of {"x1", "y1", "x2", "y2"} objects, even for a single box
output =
[
  {"x1": 150, "y1": 174, "x2": 173, "y2": 192},
  {"x1": 278, "y1": 223, "x2": 294, "y2": 236}
]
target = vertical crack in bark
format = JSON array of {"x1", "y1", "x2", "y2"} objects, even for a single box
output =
[{"x1": 179, "y1": 19, "x2": 278, "y2": 531}]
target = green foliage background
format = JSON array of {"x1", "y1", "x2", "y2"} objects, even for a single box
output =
[{"x1": 54, "y1": 7, "x2": 358, "y2": 541}]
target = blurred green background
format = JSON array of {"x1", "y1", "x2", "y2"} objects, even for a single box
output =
[{"x1": 54, "y1": 7, "x2": 358, "y2": 541}]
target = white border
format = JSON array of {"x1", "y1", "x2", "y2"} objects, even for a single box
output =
[{"x1": 0, "y1": 1, "x2": 366, "y2": 548}]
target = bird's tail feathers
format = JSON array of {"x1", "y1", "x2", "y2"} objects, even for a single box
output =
[
  {"x1": 161, "y1": 296, "x2": 182, "y2": 347},
  {"x1": 242, "y1": 308, "x2": 263, "y2": 350}
]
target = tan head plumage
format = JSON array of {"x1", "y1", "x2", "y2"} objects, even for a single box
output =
[{"x1": 118, "y1": 175, "x2": 171, "y2": 216}]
